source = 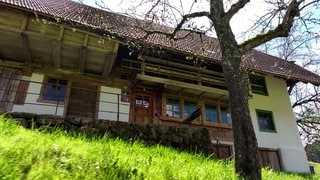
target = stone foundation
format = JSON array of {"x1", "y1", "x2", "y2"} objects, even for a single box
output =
[{"x1": 3, "y1": 112, "x2": 212, "y2": 154}]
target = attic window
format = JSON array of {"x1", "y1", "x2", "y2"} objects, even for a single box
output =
[{"x1": 249, "y1": 74, "x2": 268, "y2": 95}]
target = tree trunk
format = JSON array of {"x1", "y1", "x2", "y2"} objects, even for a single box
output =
[{"x1": 220, "y1": 46, "x2": 261, "y2": 180}]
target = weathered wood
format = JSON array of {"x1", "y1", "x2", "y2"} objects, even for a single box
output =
[
  {"x1": 21, "y1": 33, "x2": 32, "y2": 62},
  {"x1": 258, "y1": 148, "x2": 282, "y2": 171},
  {"x1": 20, "y1": 16, "x2": 32, "y2": 62},
  {"x1": 79, "y1": 34, "x2": 89, "y2": 73},
  {"x1": 142, "y1": 55, "x2": 225, "y2": 77},
  {"x1": 67, "y1": 82, "x2": 98, "y2": 119},
  {"x1": 0, "y1": 67, "x2": 21, "y2": 111},
  {"x1": 13, "y1": 78, "x2": 30, "y2": 105},
  {"x1": 136, "y1": 74, "x2": 228, "y2": 96},
  {"x1": 102, "y1": 53, "x2": 117, "y2": 76},
  {"x1": 0, "y1": 60, "x2": 24, "y2": 68},
  {"x1": 52, "y1": 26, "x2": 64, "y2": 69},
  {"x1": 122, "y1": 58, "x2": 226, "y2": 87}
]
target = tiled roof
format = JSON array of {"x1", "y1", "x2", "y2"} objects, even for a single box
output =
[{"x1": 1, "y1": 0, "x2": 319, "y2": 85}]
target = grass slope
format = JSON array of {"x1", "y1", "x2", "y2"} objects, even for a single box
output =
[{"x1": 0, "y1": 115, "x2": 316, "y2": 179}]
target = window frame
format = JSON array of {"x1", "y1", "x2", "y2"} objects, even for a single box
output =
[
  {"x1": 183, "y1": 99, "x2": 199, "y2": 120},
  {"x1": 205, "y1": 103, "x2": 218, "y2": 123},
  {"x1": 205, "y1": 102, "x2": 232, "y2": 125},
  {"x1": 256, "y1": 109, "x2": 276, "y2": 133},
  {"x1": 38, "y1": 76, "x2": 69, "y2": 104},
  {"x1": 165, "y1": 96, "x2": 182, "y2": 118},
  {"x1": 249, "y1": 74, "x2": 268, "y2": 96},
  {"x1": 162, "y1": 94, "x2": 232, "y2": 127}
]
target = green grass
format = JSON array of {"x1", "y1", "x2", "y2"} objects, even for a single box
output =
[{"x1": 0, "y1": 115, "x2": 316, "y2": 180}]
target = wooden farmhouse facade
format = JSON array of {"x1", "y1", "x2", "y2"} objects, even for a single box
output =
[{"x1": 1, "y1": 0, "x2": 320, "y2": 173}]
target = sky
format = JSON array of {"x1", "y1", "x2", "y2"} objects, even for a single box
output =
[
  {"x1": 77, "y1": 0, "x2": 269, "y2": 39},
  {"x1": 77, "y1": 0, "x2": 320, "y2": 58}
]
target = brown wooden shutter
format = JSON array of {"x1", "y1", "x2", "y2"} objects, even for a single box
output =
[
  {"x1": 0, "y1": 67, "x2": 22, "y2": 111},
  {"x1": 13, "y1": 78, "x2": 30, "y2": 105}
]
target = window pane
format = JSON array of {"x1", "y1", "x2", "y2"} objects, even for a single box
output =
[
  {"x1": 59, "y1": 80, "x2": 68, "y2": 86},
  {"x1": 249, "y1": 75, "x2": 268, "y2": 95},
  {"x1": 184, "y1": 100, "x2": 197, "y2": 118},
  {"x1": 136, "y1": 96, "x2": 143, "y2": 107},
  {"x1": 257, "y1": 110, "x2": 276, "y2": 132},
  {"x1": 221, "y1": 106, "x2": 232, "y2": 124},
  {"x1": 43, "y1": 78, "x2": 67, "y2": 102},
  {"x1": 143, "y1": 97, "x2": 150, "y2": 107},
  {"x1": 166, "y1": 97, "x2": 181, "y2": 118},
  {"x1": 205, "y1": 103, "x2": 218, "y2": 123}
]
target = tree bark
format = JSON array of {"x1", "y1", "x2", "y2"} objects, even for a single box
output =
[
  {"x1": 208, "y1": 1, "x2": 261, "y2": 178},
  {"x1": 220, "y1": 44, "x2": 261, "y2": 180}
]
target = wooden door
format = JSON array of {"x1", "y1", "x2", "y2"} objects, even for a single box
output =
[
  {"x1": 66, "y1": 82, "x2": 97, "y2": 119},
  {"x1": 132, "y1": 91, "x2": 153, "y2": 123},
  {"x1": 0, "y1": 67, "x2": 21, "y2": 111}
]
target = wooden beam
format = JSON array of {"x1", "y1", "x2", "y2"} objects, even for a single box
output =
[
  {"x1": 0, "y1": 60, "x2": 24, "y2": 69},
  {"x1": 141, "y1": 55, "x2": 225, "y2": 77},
  {"x1": 52, "y1": 26, "x2": 64, "y2": 69},
  {"x1": 102, "y1": 53, "x2": 117, "y2": 76},
  {"x1": 20, "y1": 16, "x2": 32, "y2": 62},
  {"x1": 33, "y1": 64, "x2": 130, "y2": 88},
  {"x1": 177, "y1": 88, "x2": 185, "y2": 94},
  {"x1": 136, "y1": 74, "x2": 228, "y2": 96},
  {"x1": 79, "y1": 34, "x2": 89, "y2": 73}
]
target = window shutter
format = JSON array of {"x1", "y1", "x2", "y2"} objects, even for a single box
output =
[{"x1": 13, "y1": 77, "x2": 30, "y2": 105}]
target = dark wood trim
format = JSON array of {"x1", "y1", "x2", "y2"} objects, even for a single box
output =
[
  {"x1": 95, "y1": 85, "x2": 101, "y2": 120},
  {"x1": 102, "y1": 53, "x2": 117, "y2": 76},
  {"x1": 52, "y1": 26, "x2": 64, "y2": 69},
  {"x1": 79, "y1": 34, "x2": 89, "y2": 73}
]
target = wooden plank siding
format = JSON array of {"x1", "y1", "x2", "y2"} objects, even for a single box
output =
[
  {"x1": 0, "y1": 67, "x2": 21, "y2": 111},
  {"x1": 259, "y1": 148, "x2": 283, "y2": 171},
  {"x1": 66, "y1": 82, "x2": 98, "y2": 119},
  {"x1": 13, "y1": 79, "x2": 29, "y2": 105},
  {"x1": 211, "y1": 144, "x2": 233, "y2": 159}
]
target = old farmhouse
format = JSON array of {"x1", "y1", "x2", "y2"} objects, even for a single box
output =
[{"x1": 1, "y1": 0, "x2": 320, "y2": 173}]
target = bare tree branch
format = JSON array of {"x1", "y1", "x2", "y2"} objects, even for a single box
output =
[
  {"x1": 173, "y1": 11, "x2": 210, "y2": 35},
  {"x1": 239, "y1": 0, "x2": 301, "y2": 53},
  {"x1": 225, "y1": 0, "x2": 250, "y2": 22}
]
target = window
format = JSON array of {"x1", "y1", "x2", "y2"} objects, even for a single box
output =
[
  {"x1": 256, "y1": 109, "x2": 276, "y2": 132},
  {"x1": 166, "y1": 97, "x2": 181, "y2": 118},
  {"x1": 42, "y1": 77, "x2": 68, "y2": 102},
  {"x1": 205, "y1": 103, "x2": 232, "y2": 125},
  {"x1": 121, "y1": 90, "x2": 130, "y2": 102},
  {"x1": 221, "y1": 106, "x2": 232, "y2": 125},
  {"x1": 184, "y1": 100, "x2": 198, "y2": 119},
  {"x1": 249, "y1": 75, "x2": 268, "y2": 95},
  {"x1": 205, "y1": 103, "x2": 218, "y2": 123},
  {"x1": 135, "y1": 95, "x2": 150, "y2": 107}
]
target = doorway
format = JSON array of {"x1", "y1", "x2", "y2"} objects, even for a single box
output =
[{"x1": 132, "y1": 90, "x2": 154, "y2": 123}]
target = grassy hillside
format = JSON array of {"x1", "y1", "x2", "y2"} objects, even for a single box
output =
[{"x1": 0, "y1": 115, "x2": 316, "y2": 179}]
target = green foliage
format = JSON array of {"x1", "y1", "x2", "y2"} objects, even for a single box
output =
[{"x1": 0, "y1": 115, "x2": 316, "y2": 179}]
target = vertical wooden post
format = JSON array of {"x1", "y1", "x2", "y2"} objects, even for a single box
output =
[{"x1": 117, "y1": 94, "x2": 120, "y2": 121}]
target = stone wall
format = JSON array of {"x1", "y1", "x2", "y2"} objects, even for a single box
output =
[{"x1": 3, "y1": 112, "x2": 212, "y2": 154}]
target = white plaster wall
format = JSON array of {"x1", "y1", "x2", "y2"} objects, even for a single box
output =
[
  {"x1": 249, "y1": 75, "x2": 309, "y2": 173},
  {"x1": 12, "y1": 73, "x2": 65, "y2": 115},
  {"x1": 98, "y1": 86, "x2": 130, "y2": 122}
]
